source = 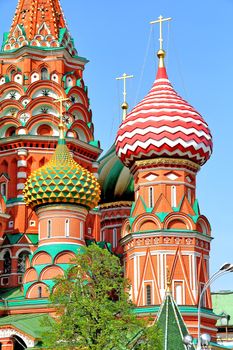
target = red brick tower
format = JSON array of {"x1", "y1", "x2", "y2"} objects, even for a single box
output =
[{"x1": 0, "y1": 0, "x2": 101, "y2": 288}]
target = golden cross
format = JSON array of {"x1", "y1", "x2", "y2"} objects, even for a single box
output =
[
  {"x1": 116, "y1": 73, "x2": 134, "y2": 104},
  {"x1": 150, "y1": 15, "x2": 172, "y2": 50},
  {"x1": 54, "y1": 97, "x2": 70, "y2": 123}
]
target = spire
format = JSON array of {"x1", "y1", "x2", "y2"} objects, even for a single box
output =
[
  {"x1": 3, "y1": 0, "x2": 77, "y2": 55},
  {"x1": 157, "y1": 293, "x2": 195, "y2": 350}
]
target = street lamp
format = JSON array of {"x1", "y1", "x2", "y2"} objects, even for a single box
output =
[
  {"x1": 197, "y1": 263, "x2": 233, "y2": 350},
  {"x1": 183, "y1": 333, "x2": 211, "y2": 349}
]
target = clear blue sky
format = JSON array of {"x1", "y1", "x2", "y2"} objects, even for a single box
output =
[{"x1": 1, "y1": 0, "x2": 233, "y2": 291}]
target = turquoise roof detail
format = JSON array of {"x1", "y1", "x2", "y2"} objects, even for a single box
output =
[
  {"x1": 30, "y1": 244, "x2": 84, "y2": 263},
  {"x1": 27, "y1": 234, "x2": 39, "y2": 245},
  {"x1": 6, "y1": 234, "x2": 23, "y2": 244}
]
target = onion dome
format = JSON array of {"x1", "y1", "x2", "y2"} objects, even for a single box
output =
[
  {"x1": 98, "y1": 144, "x2": 134, "y2": 204},
  {"x1": 116, "y1": 50, "x2": 213, "y2": 167},
  {"x1": 24, "y1": 124, "x2": 100, "y2": 210}
]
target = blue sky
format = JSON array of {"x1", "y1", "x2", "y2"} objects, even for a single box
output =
[{"x1": 1, "y1": 0, "x2": 233, "y2": 290}]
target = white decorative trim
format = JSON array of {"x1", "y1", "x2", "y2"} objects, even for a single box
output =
[
  {"x1": 17, "y1": 183, "x2": 25, "y2": 190},
  {"x1": 17, "y1": 160, "x2": 27, "y2": 167},
  {"x1": 0, "y1": 328, "x2": 35, "y2": 347},
  {"x1": 17, "y1": 172, "x2": 27, "y2": 179}
]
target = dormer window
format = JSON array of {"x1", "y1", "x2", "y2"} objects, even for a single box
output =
[{"x1": 0, "y1": 183, "x2": 6, "y2": 197}]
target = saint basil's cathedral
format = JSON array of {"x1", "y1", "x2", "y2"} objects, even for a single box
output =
[{"x1": 0, "y1": 0, "x2": 229, "y2": 349}]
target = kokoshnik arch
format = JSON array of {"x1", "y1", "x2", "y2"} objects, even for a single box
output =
[{"x1": 0, "y1": 0, "x2": 225, "y2": 349}]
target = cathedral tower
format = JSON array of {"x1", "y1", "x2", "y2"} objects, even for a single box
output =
[{"x1": 115, "y1": 40, "x2": 215, "y2": 339}]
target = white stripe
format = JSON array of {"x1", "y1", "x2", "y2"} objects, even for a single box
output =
[
  {"x1": 117, "y1": 126, "x2": 211, "y2": 142},
  {"x1": 117, "y1": 138, "x2": 212, "y2": 160},
  {"x1": 123, "y1": 115, "x2": 208, "y2": 129},
  {"x1": 133, "y1": 101, "x2": 193, "y2": 110},
  {"x1": 126, "y1": 106, "x2": 203, "y2": 118}
]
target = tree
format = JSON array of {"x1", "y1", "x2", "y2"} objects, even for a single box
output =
[{"x1": 44, "y1": 244, "x2": 162, "y2": 350}]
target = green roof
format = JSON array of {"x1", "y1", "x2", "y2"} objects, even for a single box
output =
[
  {"x1": 0, "y1": 313, "x2": 53, "y2": 339},
  {"x1": 157, "y1": 292, "x2": 195, "y2": 350},
  {"x1": 6, "y1": 233, "x2": 23, "y2": 244},
  {"x1": 212, "y1": 291, "x2": 233, "y2": 326},
  {"x1": 98, "y1": 144, "x2": 134, "y2": 204},
  {"x1": 27, "y1": 234, "x2": 39, "y2": 245}
]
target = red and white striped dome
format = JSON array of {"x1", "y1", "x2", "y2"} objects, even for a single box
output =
[{"x1": 116, "y1": 52, "x2": 212, "y2": 167}]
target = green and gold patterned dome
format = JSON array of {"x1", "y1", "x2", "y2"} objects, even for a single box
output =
[{"x1": 24, "y1": 135, "x2": 100, "y2": 210}]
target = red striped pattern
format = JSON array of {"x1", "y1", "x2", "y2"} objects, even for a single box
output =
[{"x1": 116, "y1": 66, "x2": 212, "y2": 167}]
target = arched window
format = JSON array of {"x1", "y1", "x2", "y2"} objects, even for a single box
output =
[
  {"x1": 149, "y1": 187, "x2": 154, "y2": 208},
  {"x1": 38, "y1": 286, "x2": 42, "y2": 298},
  {"x1": 65, "y1": 219, "x2": 70, "y2": 237},
  {"x1": 17, "y1": 251, "x2": 29, "y2": 273},
  {"x1": 146, "y1": 285, "x2": 152, "y2": 305},
  {"x1": 171, "y1": 185, "x2": 177, "y2": 207},
  {"x1": 3, "y1": 252, "x2": 11, "y2": 274},
  {"x1": 41, "y1": 67, "x2": 49, "y2": 80},
  {"x1": 48, "y1": 220, "x2": 51, "y2": 238}
]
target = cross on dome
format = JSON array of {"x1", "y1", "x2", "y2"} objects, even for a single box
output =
[
  {"x1": 150, "y1": 15, "x2": 172, "y2": 51},
  {"x1": 116, "y1": 73, "x2": 134, "y2": 120}
]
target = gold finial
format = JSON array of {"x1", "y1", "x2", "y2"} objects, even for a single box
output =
[
  {"x1": 166, "y1": 265, "x2": 172, "y2": 293},
  {"x1": 54, "y1": 97, "x2": 70, "y2": 140},
  {"x1": 150, "y1": 15, "x2": 172, "y2": 67},
  {"x1": 116, "y1": 73, "x2": 134, "y2": 121}
]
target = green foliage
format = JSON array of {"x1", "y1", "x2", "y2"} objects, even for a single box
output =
[{"x1": 43, "y1": 244, "x2": 162, "y2": 349}]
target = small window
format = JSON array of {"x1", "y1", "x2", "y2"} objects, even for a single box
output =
[
  {"x1": 65, "y1": 219, "x2": 70, "y2": 237},
  {"x1": 3, "y1": 252, "x2": 11, "y2": 274},
  {"x1": 188, "y1": 188, "x2": 192, "y2": 203},
  {"x1": 38, "y1": 286, "x2": 42, "y2": 298},
  {"x1": 17, "y1": 251, "x2": 29, "y2": 273},
  {"x1": 0, "y1": 183, "x2": 6, "y2": 197},
  {"x1": 8, "y1": 221, "x2": 14, "y2": 228},
  {"x1": 41, "y1": 68, "x2": 49, "y2": 80},
  {"x1": 149, "y1": 187, "x2": 154, "y2": 208},
  {"x1": 30, "y1": 220, "x2": 36, "y2": 227},
  {"x1": 48, "y1": 220, "x2": 51, "y2": 238},
  {"x1": 171, "y1": 185, "x2": 177, "y2": 207},
  {"x1": 80, "y1": 221, "x2": 84, "y2": 240},
  {"x1": 113, "y1": 228, "x2": 117, "y2": 248},
  {"x1": 1, "y1": 277, "x2": 9, "y2": 286},
  {"x1": 175, "y1": 284, "x2": 182, "y2": 305},
  {"x1": 146, "y1": 285, "x2": 152, "y2": 305}
]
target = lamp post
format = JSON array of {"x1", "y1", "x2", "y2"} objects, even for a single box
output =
[
  {"x1": 197, "y1": 263, "x2": 233, "y2": 350},
  {"x1": 183, "y1": 263, "x2": 233, "y2": 349}
]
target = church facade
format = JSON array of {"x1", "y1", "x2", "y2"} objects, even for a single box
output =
[{"x1": 0, "y1": 0, "x2": 226, "y2": 349}]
